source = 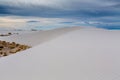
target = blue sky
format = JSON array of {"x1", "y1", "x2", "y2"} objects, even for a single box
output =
[{"x1": 0, "y1": 0, "x2": 120, "y2": 30}]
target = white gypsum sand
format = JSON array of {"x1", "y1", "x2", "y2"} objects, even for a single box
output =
[
  {"x1": 0, "y1": 27, "x2": 81, "y2": 46},
  {"x1": 0, "y1": 27, "x2": 80, "y2": 57},
  {"x1": 0, "y1": 27, "x2": 120, "y2": 80}
]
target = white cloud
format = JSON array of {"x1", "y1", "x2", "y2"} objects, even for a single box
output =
[{"x1": 0, "y1": 16, "x2": 77, "y2": 29}]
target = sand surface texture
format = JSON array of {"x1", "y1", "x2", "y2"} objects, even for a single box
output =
[{"x1": 0, "y1": 27, "x2": 120, "y2": 80}]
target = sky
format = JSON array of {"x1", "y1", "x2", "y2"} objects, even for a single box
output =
[{"x1": 0, "y1": 0, "x2": 120, "y2": 30}]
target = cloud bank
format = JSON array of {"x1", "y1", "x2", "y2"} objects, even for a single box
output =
[{"x1": 0, "y1": 0, "x2": 120, "y2": 29}]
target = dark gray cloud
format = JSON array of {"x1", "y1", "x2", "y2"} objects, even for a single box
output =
[
  {"x1": 0, "y1": 0, "x2": 119, "y2": 17},
  {"x1": 0, "y1": 0, "x2": 120, "y2": 29},
  {"x1": 0, "y1": 5, "x2": 11, "y2": 14},
  {"x1": 27, "y1": 20, "x2": 40, "y2": 23}
]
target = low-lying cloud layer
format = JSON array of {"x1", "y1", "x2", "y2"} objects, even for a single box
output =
[{"x1": 0, "y1": 0, "x2": 120, "y2": 29}]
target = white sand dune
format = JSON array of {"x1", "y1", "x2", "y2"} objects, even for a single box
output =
[
  {"x1": 0, "y1": 27, "x2": 120, "y2": 80},
  {"x1": 0, "y1": 27, "x2": 81, "y2": 46}
]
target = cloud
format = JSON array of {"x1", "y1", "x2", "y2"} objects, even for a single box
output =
[
  {"x1": 0, "y1": 16, "x2": 78, "y2": 30},
  {"x1": 0, "y1": 5, "x2": 10, "y2": 14},
  {"x1": 27, "y1": 20, "x2": 40, "y2": 23},
  {"x1": 0, "y1": 0, "x2": 119, "y2": 17},
  {"x1": 0, "y1": 0, "x2": 120, "y2": 29}
]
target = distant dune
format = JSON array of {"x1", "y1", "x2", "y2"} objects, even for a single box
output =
[{"x1": 0, "y1": 27, "x2": 81, "y2": 46}]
